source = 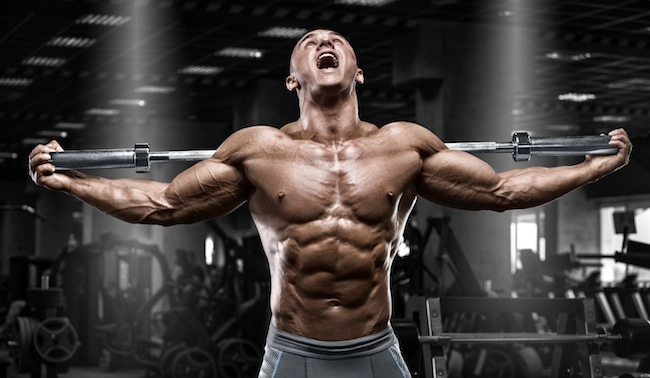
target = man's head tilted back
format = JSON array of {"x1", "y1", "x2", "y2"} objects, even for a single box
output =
[{"x1": 286, "y1": 29, "x2": 364, "y2": 94}]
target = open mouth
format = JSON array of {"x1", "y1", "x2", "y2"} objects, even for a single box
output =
[{"x1": 317, "y1": 52, "x2": 339, "y2": 69}]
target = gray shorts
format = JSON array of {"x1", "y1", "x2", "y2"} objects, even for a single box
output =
[{"x1": 258, "y1": 325, "x2": 412, "y2": 378}]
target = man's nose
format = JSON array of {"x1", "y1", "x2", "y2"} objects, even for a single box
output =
[{"x1": 317, "y1": 37, "x2": 334, "y2": 48}]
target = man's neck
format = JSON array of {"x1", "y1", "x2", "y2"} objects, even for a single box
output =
[{"x1": 297, "y1": 93, "x2": 363, "y2": 145}]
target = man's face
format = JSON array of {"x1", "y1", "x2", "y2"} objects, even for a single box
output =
[{"x1": 287, "y1": 29, "x2": 363, "y2": 94}]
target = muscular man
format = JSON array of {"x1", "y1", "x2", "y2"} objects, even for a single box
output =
[{"x1": 30, "y1": 29, "x2": 631, "y2": 377}]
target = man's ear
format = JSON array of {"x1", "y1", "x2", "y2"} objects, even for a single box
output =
[
  {"x1": 355, "y1": 69, "x2": 364, "y2": 85},
  {"x1": 286, "y1": 75, "x2": 300, "y2": 91}
]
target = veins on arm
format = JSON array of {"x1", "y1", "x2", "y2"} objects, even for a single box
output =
[
  {"x1": 416, "y1": 150, "x2": 508, "y2": 211},
  {"x1": 416, "y1": 149, "x2": 597, "y2": 212},
  {"x1": 95, "y1": 128, "x2": 263, "y2": 225},
  {"x1": 153, "y1": 156, "x2": 252, "y2": 225}
]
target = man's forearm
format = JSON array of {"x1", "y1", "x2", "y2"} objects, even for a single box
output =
[
  {"x1": 63, "y1": 171, "x2": 172, "y2": 224},
  {"x1": 497, "y1": 160, "x2": 599, "y2": 210}
]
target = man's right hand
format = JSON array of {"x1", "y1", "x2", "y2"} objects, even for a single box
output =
[{"x1": 29, "y1": 140, "x2": 75, "y2": 192}]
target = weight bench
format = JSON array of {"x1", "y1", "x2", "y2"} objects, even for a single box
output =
[{"x1": 401, "y1": 296, "x2": 607, "y2": 378}]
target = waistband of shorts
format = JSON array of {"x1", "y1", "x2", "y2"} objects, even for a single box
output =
[{"x1": 265, "y1": 325, "x2": 396, "y2": 360}]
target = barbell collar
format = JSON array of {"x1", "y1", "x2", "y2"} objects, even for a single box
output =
[
  {"x1": 513, "y1": 132, "x2": 532, "y2": 161},
  {"x1": 135, "y1": 143, "x2": 151, "y2": 173}
]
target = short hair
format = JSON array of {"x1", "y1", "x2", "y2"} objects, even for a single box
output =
[{"x1": 288, "y1": 29, "x2": 359, "y2": 73}]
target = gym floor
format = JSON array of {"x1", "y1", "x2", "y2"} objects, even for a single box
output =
[
  {"x1": 0, "y1": 353, "x2": 639, "y2": 378},
  {"x1": 1, "y1": 349, "x2": 145, "y2": 378},
  {"x1": 6, "y1": 366, "x2": 145, "y2": 378}
]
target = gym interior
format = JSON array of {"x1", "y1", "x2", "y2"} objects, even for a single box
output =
[{"x1": 2, "y1": 0, "x2": 650, "y2": 377}]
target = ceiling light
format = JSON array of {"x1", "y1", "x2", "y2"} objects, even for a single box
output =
[
  {"x1": 177, "y1": 66, "x2": 224, "y2": 75},
  {"x1": 593, "y1": 115, "x2": 629, "y2": 123},
  {"x1": 545, "y1": 124, "x2": 580, "y2": 132},
  {"x1": 258, "y1": 27, "x2": 308, "y2": 39},
  {"x1": 558, "y1": 93, "x2": 596, "y2": 102},
  {"x1": 334, "y1": 0, "x2": 396, "y2": 5},
  {"x1": 608, "y1": 78, "x2": 650, "y2": 91},
  {"x1": 215, "y1": 47, "x2": 264, "y2": 59},
  {"x1": 76, "y1": 14, "x2": 131, "y2": 26},
  {"x1": 21, "y1": 138, "x2": 50, "y2": 145},
  {"x1": 110, "y1": 99, "x2": 146, "y2": 106},
  {"x1": 545, "y1": 51, "x2": 592, "y2": 61},
  {"x1": 54, "y1": 122, "x2": 86, "y2": 130},
  {"x1": 47, "y1": 37, "x2": 96, "y2": 48},
  {"x1": 85, "y1": 108, "x2": 120, "y2": 116},
  {"x1": 499, "y1": 10, "x2": 514, "y2": 17},
  {"x1": 0, "y1": 152, "x2": 18, "y2": 159},
  {"x1": 22, "y1": 57, "x2": 66, "y2": 67},
  {"x1": 134, "y1": 86, "x2": 175, "y2": 94},
  {"x1": 0, "y1": 78, "x2": 33, "y2": 86},
  {"x1": 37, "y1": 130, "x2": 68, "y2": 138}
]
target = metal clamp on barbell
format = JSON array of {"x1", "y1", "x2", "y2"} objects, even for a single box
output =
[
  {"x1": 134, "y1": 143, "x2": 151, "y2": 173},
  {"x1": 512, "y1": 132, "x2": 532, "y2": 162}
]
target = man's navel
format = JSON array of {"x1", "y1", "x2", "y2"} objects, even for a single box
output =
[{"x1": 327, "y1": 298, "x2": 342, "y2": 307}]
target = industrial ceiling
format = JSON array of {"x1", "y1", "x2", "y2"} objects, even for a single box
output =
[{"x1": 2, "y1": 0, "x2": 650, "y2": 178}]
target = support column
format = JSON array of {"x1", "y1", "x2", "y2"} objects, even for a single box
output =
[
  {"x1": 393, "y1": 20, "x2": 535, "y2": 293},
  {"x1": 233, "y1": 79, "x2": 299, "y2": 131}
]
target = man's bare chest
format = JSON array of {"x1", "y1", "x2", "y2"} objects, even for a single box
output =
[{"x1": 245, "y1": 141, "x2": 421, "y2": 223}]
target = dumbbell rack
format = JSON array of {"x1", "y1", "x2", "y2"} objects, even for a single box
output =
[{"x1": 404, "y1": 296, "x2": 605, "y2": 378}]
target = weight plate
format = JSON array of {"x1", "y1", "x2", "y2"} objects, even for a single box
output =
[
  {"x1": 513, "y1": 346, "x2": 544, "y2": 378},
  {"x1": 463, "y1": 347, "x2": 516, "y2": 378},
  {"x1": 171, "y1": 347, "x2": 216, "y2": 378},
  {"x1": 159, "y1": 344, "x2": 186, "y2": 378},
  {"x1": 447, "y1": 349, "x2": 464, "y2": 378},
  {"x1": 33, "y1": 317, "x2": 79, "y2": 363},
  {"x1": 10, "y1": 316, "x2": 39, "y2": 374},
  {"x1": 216, "y1": 338, "x2": 261, "y2": 378}
]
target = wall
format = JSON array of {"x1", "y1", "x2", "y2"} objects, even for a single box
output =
[
  {"x1": 0, "y1": 180, "x2": 38, "y2": 275},
  {"x1": 394, "y1": 20, "x2": 532, "y2": 294},
  {"x1": 557, "y1": 187, "x2": 600, "y2": 255}
]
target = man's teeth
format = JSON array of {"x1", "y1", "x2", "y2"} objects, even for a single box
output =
[{"x1": 317, "y1": 53, "x2": 339, "y2": 69}]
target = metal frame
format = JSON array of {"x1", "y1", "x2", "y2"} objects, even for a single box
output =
[{"x1": 404, "y1": 296, "x2": 605, "y2": 378}]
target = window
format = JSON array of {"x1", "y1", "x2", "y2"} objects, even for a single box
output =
[
  {"x1": 205, "y1": 235, "x2": 215, "y2": 266},
  {"x1": 204, "y1": 233, "x2": 226, "y2": 268},
  {"x1": 511, "y1": 210, "x2": 546, "y2": 274},
  {"x1": 599, "y1": 203, "x2": 650, "y2": 283}
]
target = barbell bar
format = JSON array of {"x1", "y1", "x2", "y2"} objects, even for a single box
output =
[
  {"x1": 47, "y1": 132, "x2": 618, "y2": 173},
  {"x1": 392, "y1": 318, "x2": 650, "y2": 359},
  {"x1": 417, "y1": 332, "x2": 621, "y2": 345}
]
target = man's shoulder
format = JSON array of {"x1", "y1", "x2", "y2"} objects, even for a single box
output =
[
  {"x1": 215, "y1": 125, "x2": 288, "y2": 162},
  {"x1": 376, "y1": 121, "x2": 445, "y2": 153},
  {"x1": 233, "y1": 125, "x2": 287, "y2": 138},
  {"x1": 377, "y1": 121, "x2": 434, "y2": 140},
  {"x1": 225, "y1": 125, "x2": 290, "y2": 146},
  {"x1": 380, "y1": 120, "x2": 423, "y2": 131}
]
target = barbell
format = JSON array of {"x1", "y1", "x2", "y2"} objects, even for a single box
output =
[
  {"x1": 47, "y1": 132, "x2": 618, "y2": 173},
  {"x1": 392, "y1": 318, "x2": 650, "y2": 359}
]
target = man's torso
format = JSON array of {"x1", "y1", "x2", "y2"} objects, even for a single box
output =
[{"x1": 240, "y1": 123, "x2": 425, "y2": 340}]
